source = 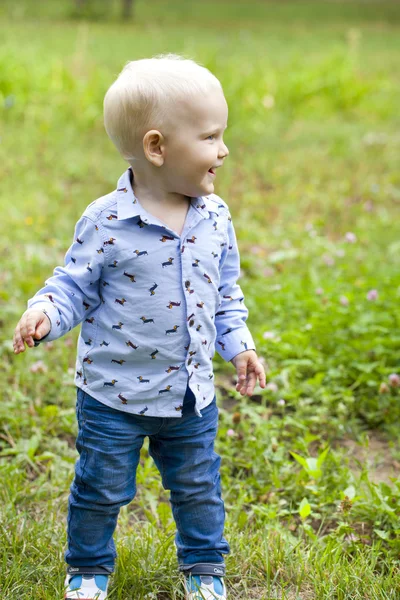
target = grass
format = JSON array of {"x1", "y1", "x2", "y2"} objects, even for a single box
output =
[{"x1": 1, "y1": 1, "x2": 400, "y2": 598}]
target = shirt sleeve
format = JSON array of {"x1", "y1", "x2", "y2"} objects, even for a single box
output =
[
  {"x1": 215, "y1": 212, "x2": 256, "y2": 362},
  {"x1": 27, "y1": 214, "x2": 106, "y2": 344}
]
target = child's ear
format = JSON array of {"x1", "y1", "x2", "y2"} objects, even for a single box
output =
[{"x1": 143, "y1": 130, "x2": 165, "y2": 167}]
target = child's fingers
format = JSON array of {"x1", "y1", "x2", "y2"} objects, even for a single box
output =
[
  {"x1": 237, "y1": 371, "x2": 256, "y2": 395},
  {"x1": 20, "y1": 320, "x2": 36, "y2": 347},
  {"x1": 257, "y1": 363, "x2": 266, "y2": 388},
  {"x1": 236, "y1": 377, "x2": 245, "y2": 392},
  {"x1": 235, "y1": 364, "x2": 247, "y2": 391},
  {"x1": 244, "y1": 371, "x2": 257, "y2": 395},
  {"x1": 13, "y1": 324, "x2": 24, "y2": 353},
  {"x1": 16, "y1": 314, "x2": 39, "y2": 350},
  {"x1": 13, "y1": 320, "x2": 27, "y2": 352},
  {"x1": 238, "y1": 365, "x2": 266, "y2": 396}
]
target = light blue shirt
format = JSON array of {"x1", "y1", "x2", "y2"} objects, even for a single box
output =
[{"x1": 28, "y1": 168, "x2": 256, "y2": 418}]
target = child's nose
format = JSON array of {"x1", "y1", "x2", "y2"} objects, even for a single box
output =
[{"x1": 219, "y1": 142, "x2": 229, "y2": 159}]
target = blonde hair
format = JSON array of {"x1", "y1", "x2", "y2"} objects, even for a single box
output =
[{"x1": 103, "y1": 53, "x2": 223, "y2": 163}]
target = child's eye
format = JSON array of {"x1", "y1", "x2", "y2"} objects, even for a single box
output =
[{"x1": 206, "y1": 134, "x2": 215, "y2": 140}]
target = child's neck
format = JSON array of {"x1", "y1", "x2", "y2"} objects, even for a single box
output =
[{"x1": 130, "y1": 168, "x2": 189, "y2": 212}]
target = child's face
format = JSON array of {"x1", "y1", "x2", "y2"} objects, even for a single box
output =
[{"x1": 161, "y1": 89, "x2": 229, "y2": 199}]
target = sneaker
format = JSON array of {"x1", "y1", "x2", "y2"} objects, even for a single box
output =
[
  {"x1": 64, "y1": 574, "x2": 109, "y2": 599},
  {"x1": 184, "y1": 574, "x2": 227, "y2": 600}
]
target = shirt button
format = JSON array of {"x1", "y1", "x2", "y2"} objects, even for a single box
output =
[
  {"x1": 185, "y1": 280, "x2": 190, "y2": 286},
  {"x1": 189, "y1": 319, "x2": 195, "y2": 327}
]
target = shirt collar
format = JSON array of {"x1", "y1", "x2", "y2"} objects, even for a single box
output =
[{"x1": 116, "y1": 167, "x2": 216, "y2": 221}]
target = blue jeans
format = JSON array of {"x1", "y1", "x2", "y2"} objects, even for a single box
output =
[{"x1": 65, "y1": 385, "x2": 230, "y2": 572}]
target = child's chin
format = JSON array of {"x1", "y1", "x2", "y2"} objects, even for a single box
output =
[
  {"x1": 190, "y1": 180, "x2": 214, "y2": 197},
  {"x1": 204, "y1": 180, "x2": 215, "y2": 192}
]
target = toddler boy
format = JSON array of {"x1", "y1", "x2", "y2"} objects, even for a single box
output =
[{"x1": 13, "y1": 54, "x2": 266, "y2": 600}]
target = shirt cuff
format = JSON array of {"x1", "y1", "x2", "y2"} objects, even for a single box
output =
[
  {"x1": 26, "y1": 301, "x2": 62, "y2": 344},
  {"x1": 216, "y1": 326, "x2": 256, "y2": 362}
]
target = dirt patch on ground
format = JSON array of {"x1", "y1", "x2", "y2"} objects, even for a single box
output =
[
  {"x1": 216, "y1": 373, "x2": 399, "y2": 487},
  {"x1": 335, "y1": 432, "x2": 399, "y2": 485}
]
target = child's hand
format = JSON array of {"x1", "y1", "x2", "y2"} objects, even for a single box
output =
[
  {"x1": 231, "y1": 350, "x2": 266, "y2": 396},
  {"x1": 13, "y1": 309, "x2": 51, "y2": 354}
]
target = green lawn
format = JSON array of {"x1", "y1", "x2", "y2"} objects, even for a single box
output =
[{"x1": 1, "y1": 1, "x2": 400, "y2": 598}]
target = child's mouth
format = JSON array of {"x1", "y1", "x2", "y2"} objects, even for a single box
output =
[{"x1": 208, "y1": 168, "x2": 216, "y2": 176}]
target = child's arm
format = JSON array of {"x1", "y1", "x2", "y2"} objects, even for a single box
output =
[
  {"x1": 215, "y1": 213, "x2": 266, "y2": 396},
  {"x1": 215, "y1": 213, "x2": 256, "y2": 362},
  {"x1": 13, "y1": 213, "x2": 105, "y2": 352}
]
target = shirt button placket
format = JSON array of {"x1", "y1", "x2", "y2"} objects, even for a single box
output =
[
  {"x1": 181, "y1": 214, "x2": 203, "y2": 418},
  {"x1": 182, "y1": 253, "x2": 195, "y2": 383}
]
